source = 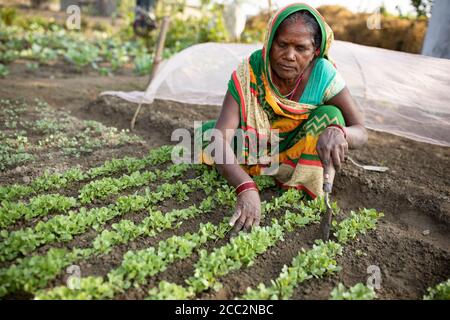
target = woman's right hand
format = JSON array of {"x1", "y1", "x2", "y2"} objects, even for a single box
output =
[{"x1": 229, "y1": 190, "x2": 261, "y2": 235}]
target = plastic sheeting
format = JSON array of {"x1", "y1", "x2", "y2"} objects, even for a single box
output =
[{"x1": 101, "y1": 41, "x2": 450, "y2": 147}]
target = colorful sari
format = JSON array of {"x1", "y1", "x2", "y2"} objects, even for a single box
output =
[{"x1": 198, "y1": 3, "x2": 346, "y2": 199}]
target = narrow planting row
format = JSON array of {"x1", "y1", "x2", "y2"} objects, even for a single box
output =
[
  {"x1": 35, "y1": 190, "x2": 319, "y2": 300},
  {"x1": 0, "y1": 146, "x2": 174, "y2": 203},
  {"x1": 0, "y1": 170, "x2": 274, "y2": 297},
  {"x1": 0, "y1": 163, "x2": 201, "y2": 262}
]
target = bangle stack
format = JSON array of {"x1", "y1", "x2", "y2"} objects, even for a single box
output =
[
  {"x1": 327, "y1": 124, "x2": 347, "y2": 139},
  {"x1": 235, "y1": 181, "x2": 259, "y2": 196}
]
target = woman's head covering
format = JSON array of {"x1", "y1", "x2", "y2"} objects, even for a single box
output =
[
  {"x1": 227, "y1": 2, "x2": 338, "y2": 125},
  {"x1": 262, "y1": 3, "x2": 335, "y2": 98}
]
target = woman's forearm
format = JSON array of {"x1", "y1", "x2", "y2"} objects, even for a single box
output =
[
  {"x1": 212, "y1": 91, "x2": 255, "y2": 188},
  {"x1": 215, "y1": 163, "x2": 253, "y2": 188},
  {"x1": 214, "y1": 142, "x2": 254, "y2": 188},
  {"x1": 326, "y1": 88, "x2": 368, "y2": 150},
  {"x1": 346, "y1": 124, "x2": 368, "y2": 149}
]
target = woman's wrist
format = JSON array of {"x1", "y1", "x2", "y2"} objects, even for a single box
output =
[
  {"x1": 237, "y1": 188, "x2": 259, "y2": 198},
  {"x1": 235, "y1": 181, "x2": 259, "y2": 197},
  {"x1": 327, "y1": 124, "x2": 347, "y2": 140},
  {"x1": 339, "y1": 124, "x2": 368, "y2": 149}
]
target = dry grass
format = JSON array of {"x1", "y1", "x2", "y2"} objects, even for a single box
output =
[
  {"x1": 317, "y1": 5, "x2": 427, "y2": 54},
  {"x1": 244, "y1": 5, "x2": 427, "y2": 54}
]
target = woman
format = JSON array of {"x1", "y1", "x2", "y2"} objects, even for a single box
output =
[
  {"x1": 199, "y1": 3, "x2": 367, "y2": 234},
  {"x1": 133, "y1": 0, "x2": 157, "y2": 35}
]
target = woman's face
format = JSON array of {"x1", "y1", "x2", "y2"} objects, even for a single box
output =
[{"x1": 269, "y1": 19, "x2": 317, "y2": 81}]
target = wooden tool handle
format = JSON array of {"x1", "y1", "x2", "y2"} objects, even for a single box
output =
[{"x1": 323, "y1": 163, "x2": 336, "y2": 189}]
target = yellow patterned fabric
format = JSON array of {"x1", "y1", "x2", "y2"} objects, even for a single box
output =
[{"x1": 199, "y1": 3, "x2": 346, "y2": 198}]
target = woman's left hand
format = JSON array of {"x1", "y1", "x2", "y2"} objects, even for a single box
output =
[{"x1": 316, "y1": 127, "x2": 348, "y2": 170}]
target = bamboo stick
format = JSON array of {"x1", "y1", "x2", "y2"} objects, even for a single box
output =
[{"x1": 131, "y1": 16, "x2": 171, "y2": 130}]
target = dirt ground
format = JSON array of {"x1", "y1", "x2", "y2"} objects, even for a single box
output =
[{"x1": 0, "y1": 59, "x2": 449, "y2": 300}]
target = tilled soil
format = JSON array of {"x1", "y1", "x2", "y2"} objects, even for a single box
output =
[{"x1": 0, "y1": 63, "x2": 449, "y2": 300}]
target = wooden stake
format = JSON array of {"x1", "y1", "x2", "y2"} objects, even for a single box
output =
[{"x1": 131, "y1": 16, "x2": 171, "y2": 130}]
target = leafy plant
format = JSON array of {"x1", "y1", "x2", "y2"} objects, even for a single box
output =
[
  {"x1": 0, "y1": 194, "x2": 77, "y2": 228},
  {"x1": 0, "y1": 134, "x2": 35, "y2": 170},
  {"x1": 147, "y1": 281, "x2": 194, "y2": 300},
  {"x1": 0, "y1": 50, "x2": 19, "y2": 64},
  {"x1": 332, "y1": 209, "x2": 384, "y2": 243},
  {"x1": 186, "y1": 200, "x2": 322, "y2": 295},
  {"x1": 241, "y1": 207, "x2": 384, "y2": 300},
  {"x1": 423, "y1": 279, "x2": 450, "y2": 300},
  {"x1": 330, "y1": 283, "x2": 377, "y2": 300},
  {"x1": 26, "y1": 62, "x2": 39, "y2": 70},
  {"x1": 0, "y1": 248, "x2": 89, "y2": 298},
  {"x1": 0, "y1": 63, "x2": 9, "y2": 77},
  {"x1": 35, "y1": 276, "x2": 115, "y2": 300},
  {"x1": 410, "y1": 0, "x2": 433, "y2": 17},
  {"x1": 27, "y1": 182, "x2": 285, "y2": 300},
  {"x1": 31, "y1": 44, "x2": 57, "y2": 64},
  {"x1": 0, "y1": 171, "x2": 225, "y2": 298},
  {"x1": 134, "y1": 53, "x2": 153, "y2": 75},
  {"x1": 241, "y1": 241, "x2": 342, "y2": 300},
  {"x1": 64, "y1": 44, "x2": 99, "y2": 70}
]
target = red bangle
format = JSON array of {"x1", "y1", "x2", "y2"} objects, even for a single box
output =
[
  {"x1": 235, "y1": 181, "x2": 259, "y2": 196},
  {"x1": 327, "y1": 124, "x2": 347, "y2": 139}
]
